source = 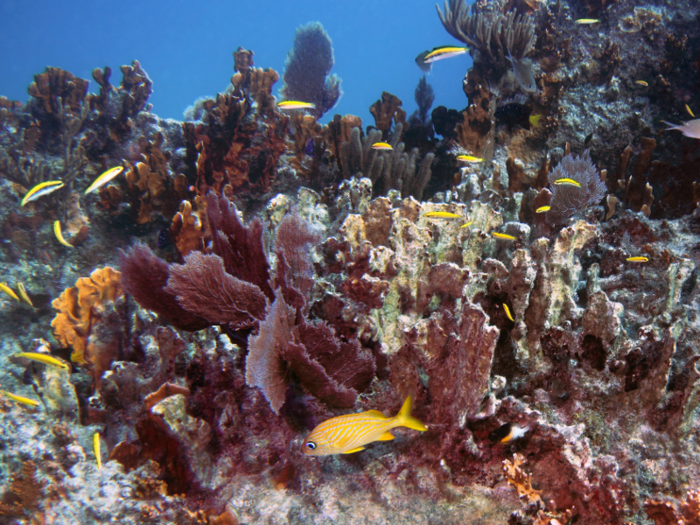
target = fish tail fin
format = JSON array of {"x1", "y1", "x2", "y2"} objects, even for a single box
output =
[
  {"x1": 396, "y1": 395, "x2": 427, "y2": 432},
  {"x1": 662, "y1": 120, "x2": 679, "y2": 130}
]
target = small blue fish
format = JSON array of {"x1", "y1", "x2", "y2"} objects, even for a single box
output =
[
  {"x1": 305, "y1": 138, "x2": 315, "y2": 157},
  {"x1": 157, "y1": 228, "x2": 172, "y2": 249}
]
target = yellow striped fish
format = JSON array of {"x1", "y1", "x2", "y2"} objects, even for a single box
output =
[
  {"x1": 371, "y1": 142, "x2": 393, "y2": 151},
  {"x1": 53, "y1": 220, "x2": 74, "y2": 248},
  {"x1": 15, "y1": 352, "x2": 70, "y2": 371},
  {"x1": 85, "y1": 166, "x2": 124, "y2": 195},
  {"x1": 302, "y1": 396, "x2": 427, "y2": 456},
  {"x1": 553, "y1": 177, "x2": 582, "y2": 187},
  {"x1": 94, "y1": 432, "x2": 102, "y2": 469},
  {"x1": 277, "y1": 100, "x2": 315, "y2": 110},
  {"x1": 0, "y1": 283, "x2": 19, "y2": 302},
  {"x1": 0, "y1": 389, "x2": 40, "y2": 407},
  {"x1": 423, "y1": 211, "x2": 461, "y2": 219},
  {"x1": 20, "y1": 180, "x2": 64, "y2": 207},
  {"x1": 17, "y1": 283, "x2": 33, "y2": 307}
]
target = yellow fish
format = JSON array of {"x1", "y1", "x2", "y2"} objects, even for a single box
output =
[
  {"x1": 575, "y1": 18, "x2": 600, "y2": 24},
  {"x1": 84, "y1": 166, "x2": 124, "y2": 195},
  {"x1": 553, "y1": 178, "x2": 582, "y2": 187},
  {"x1": 460, "y1": 221, "x2": 473, "y2": 228},
  {"x1": 302, "y1": 396, "x2": 427, "y2": 455},
  {"x1": 15, "y1": 352, "x2": 70, "y2": 371},
  {"x1": 457, "y1": 155, "x2": 483, "y2": 163},
  {"x1": 53, "y1": 220, "x2": 74, "y2": 248},
  {"x1": 371, "y1": 142, "x2": 393, "y2": 151},
  {"x1": 626, "y1": 256, "x2": 649, "y2": 263},
  {"x1": 503, "y1": 303, "x2": 514, "y2": 322},
  {"x1": 536, "y1": 205, "x2": 551, "y2": 213},
  {"x1": 423, "y1": 45, "x2": 468, "y2": 62},
  {"x1": 17, "y1": 283, "x2": 33, "y2": 308},
  {"x1": 0, "y1": 389, "x2": 40, "y2": 407},
  {"x1": 635, "y1": 80, "x2": 649, "y2": 87},
  {"x1": 423, "y1": 211, "x2": 461, "y2": 219},
  {"x1": 277, "y1": 100, "x2": 315, "y2": 110},
  {"x1": 94, "y1": 432, "x2": 102, "y2": 469},
  {"x1": 529, "y1": 114, "x2": 542, "y2": 128},
  {"x1": 686, "y1": 104, "x2": 696, "y2": 118},
  {"x1": 491, "y1": 232, "x2": 517, "y2": 241},
  {"x1": 0, "y1": 283, "x2": 19, "y2": 302},
  {"x1": 20, "y1": 180, "x2": 64, "y2": 207}
]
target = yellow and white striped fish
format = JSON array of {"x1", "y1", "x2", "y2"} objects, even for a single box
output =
[{"x1": 302, "y1": 396, "x2": 427, "y2": 456}]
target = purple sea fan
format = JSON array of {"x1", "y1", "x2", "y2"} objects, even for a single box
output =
[{"x1": 547, "y1": 151, "x2": 607, "y2": 225}]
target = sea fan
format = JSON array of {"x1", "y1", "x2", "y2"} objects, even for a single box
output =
[{"x1": 547, "y1": 151, "x2": 607, "y2": 225}]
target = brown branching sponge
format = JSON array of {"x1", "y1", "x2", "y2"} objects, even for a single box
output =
[
  {"x1": 546, "y1": 151, "x2": 607, "y2": 225},
  {"x1": 436, "y1": 0, "x2": 536, "y2": 64},
  {"x1": 281, "y1": 22, "x2": 342, "y2": 119}
]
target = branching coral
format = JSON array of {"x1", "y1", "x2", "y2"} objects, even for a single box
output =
[
  {"x1": 281, "y1": 22, "x2": 342, "y2": 119},
  {"x1": 436, "y1": 0, "x2": 536, "y2": 64},
  {"x1": 182, "y1": 51, "x2": 289, "y2": 197}
]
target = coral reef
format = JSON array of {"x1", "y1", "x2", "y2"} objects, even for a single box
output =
[{"x1": 2, "y1": 0, "x2": 700, "y2": 521}]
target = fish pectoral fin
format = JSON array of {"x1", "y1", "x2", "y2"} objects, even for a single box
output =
[
  {"x1": 377, "y1": 432, "x2": 395, "y2": 441},
  {"x1": 342, "y1": 447, "x2": 366, "y2": 454}
]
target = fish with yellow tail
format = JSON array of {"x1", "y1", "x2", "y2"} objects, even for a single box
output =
[
  {"x1": 0, "y1": 389, "x2": 40, "y2": 407},
  {"x1": 20, "y1": 180, "x2": 64, "y2": 207},
  {"x1": 15, "y1": 352, "x2": 70, "y2": 371},
  {"x1": 303, "y1": 395, "x2": 427, "y2": 456},
  {"x1": 53, "y1": 221, "x2": 74, "y2": 248},
  {"x1": 0, "y1": 283, "x2": 19, "y2": 302},
  {"x1": 94, "y1": 432, "x2": 102, "y2": 469},
  {"x1": 84, "y1": 166, "x2": 124, "y2": 195}
]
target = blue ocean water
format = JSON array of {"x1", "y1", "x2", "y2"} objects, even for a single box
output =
[{"x1": 0, "y1": 0, "x2": 472, "y2": 125}]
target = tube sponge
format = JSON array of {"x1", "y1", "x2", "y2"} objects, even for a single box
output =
[{"x1": 281, "y1": 22, "x2": 342, "y2": 119}]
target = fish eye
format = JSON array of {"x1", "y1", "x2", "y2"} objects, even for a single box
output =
[{"x1": 305, "y1": 441, "x2": 316, "y2": 450}]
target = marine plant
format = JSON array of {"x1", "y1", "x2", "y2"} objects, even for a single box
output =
[{"x1": 281, "y1": 22, "x2": 342, "y2": 119}]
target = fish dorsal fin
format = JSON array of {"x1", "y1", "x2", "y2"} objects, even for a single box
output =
[
  {"x1": 364, "y1": 409, "x2": 387, "y2": 419},
  {"x1": 343, "y1": 446, "x2": 366, "y2": 454},
  {"x1": 377, "y1": 432, "x2": 395, "y2": 441}
]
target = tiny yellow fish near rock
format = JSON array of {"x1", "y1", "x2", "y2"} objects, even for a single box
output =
[
  {"x1": 553, "y1": 178, "x2": 582, "y2": 188},
  {"x1": 17, "y1": 283, "x2": 33, "y2": 308},
  {"x1": 686, "y1": 105, "x2": 696, "y2": 118},
  {"x1": 21, "y1": 180, "x2": 65, "y2": 207},
  {"x1": 94, "y1": 432, "x2": 102, "y2": 470},
  {"x1": 490, "y1": 422, "x2": 529, "y2": 444},
  {"x1": 277, "y1": 100, "x2": 316, "y2": 110},
  {"x1": 371, "y1": 142, "x2": 393, "y2": 151},
  {"x1": 16, "y1": 352, "x2": 70, "y2": 371},
  {"x1": 575, "y1": 18, "x2": 600, "y2": 24},
  {"x1": 626, "y1": 256, "x2": 649, "y2": 263},
  {"x1": 53, "y1": 220, "x2": 74, "y2": 248},
  {"x1": 635, "y1": 80, "x2": 649, "y2": 87},
  {"x1": 0, "y1": 389, "x2": 40, "y2": 407},
  {"x1": 457, "y1": 155, "x2": 483, "y2": 163},
  {"x1": 0, "y1": 283, "x2": 19, "y2": 302},
  {"x1": 85, "y1": 166, "x2": 124, "y2": 195},
  {"x1": 423, "y1": 211, "x2": 462, "y2": 219},
  {"x1": 503, "y1": 303, "x2": 514, "y2": 322},
  {"x1": 491, "y1": 232, "x2": 517, "y2": 241},
  {"x1": 303, "y1": 395, "x2": 427, "y2": 456},
  {"x1": 536, "y1": 205, "x2": 551, "y2": 213},
  {"x1": 460, "y1": 221, "x2": 473, "y2": 228}
]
